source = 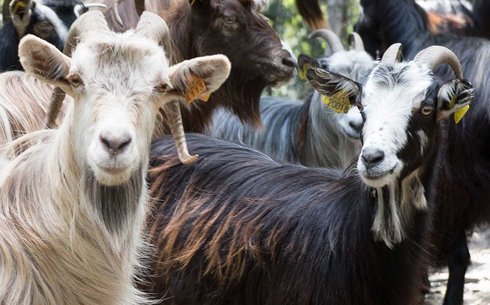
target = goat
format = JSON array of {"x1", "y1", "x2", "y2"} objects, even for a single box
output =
[
  {"x1": 143, "y1": 44, "x2": 474, "y2": 305},
  {"x1": 0, "y1": 10, "x2": 231, "y2": 305},
  {"x1": 50, "y1": 0, "x2": 295, "y2": 133},
  {"x1": 357, "y1": 1, "x2": 490, "y2": 304},
  {"x1": 207, "y1": 30, "x2": 373, "y2": 168},
  {"x1": 0, "y1": 0, "x2": 74, "y2": 72}
]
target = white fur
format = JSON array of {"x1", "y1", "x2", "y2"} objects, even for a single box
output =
[{"x1": 0, "y1": 28, "x2": 172, "y2": 305}]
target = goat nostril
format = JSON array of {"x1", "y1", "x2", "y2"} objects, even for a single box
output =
[
  {"x1": 362, "y1": 149, "x2": 385, "y2": 166},
  {"x1": 100, "y1": 135, "x2": 112, "y2": 150},
  {"x1": 99, "y1": 133, "x2": 132, "y2": 154},
  {"x1": 118, "y1": 138, "x2": 132, "y2": 151},
  {"x1": 282, "y1": 57, "x2": 296, "y2": 68}
]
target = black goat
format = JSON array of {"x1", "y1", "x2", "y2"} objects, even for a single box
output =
[
  {"x1": 357, "y1": 1, "x2": 490, "y2": 305},
  {"x1": 143, "y1": 45, "x2": 474, "y2": 305},
  {"x1": 0, "y1": 0, "x2": 76, "y2": 72}
]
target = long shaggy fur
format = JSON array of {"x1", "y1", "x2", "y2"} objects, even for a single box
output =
[
  {"x1": 0, "y1": 72, "x2": 63, "y2": 145},
  {"x1": 0, "y1": 109, "x2": 149, "y2": 305},
  {"x1": 142, "y1": 133, "x2": 442, "y2": 305}
]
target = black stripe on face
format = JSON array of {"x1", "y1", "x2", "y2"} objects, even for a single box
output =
[{"x1": 396, "y1": 83, "x2": 439, "y2": 179}]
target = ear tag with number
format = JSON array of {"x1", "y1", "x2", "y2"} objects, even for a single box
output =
[
  {"x1": 321, "y1": 91, "x2": 351, "y2": 114},
  {"x1": 454, "y1": 104, "x2": 470, "y2": 124},
  {"x1": 185, "y1": 75, "x2": 208, "y2": 104}
]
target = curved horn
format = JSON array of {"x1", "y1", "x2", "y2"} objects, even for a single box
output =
[
  {"x1": 135, "y1": 11, "x2": 170, "y2": 48},
  {"x1": 309, "y1": 29, "x2": 344, "y2": 54},
  {"x1": 348, "y1": 32, "x2": 365, "y2": 51},
  {"x1": 381, "y1": 43, "x2": 402, "y2": 65},
  {"x1": 413, "y1": 46, "x2": 463, "y2": 79},
  {"x1": 167, "y1": 101, "x2": 199, "y2": 164},
  {"x1": 46, "y1": 11, "x2": 110, "y2": 129}
]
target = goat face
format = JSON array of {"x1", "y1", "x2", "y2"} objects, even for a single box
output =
[
  {"x1": 18, "y1": 12, "x2": 231, "y2": 186},
  {"x1": 189, "y1": 0, "x2": 295, "y2": 86},
  {"x1": 307, "y1": 54, "x2": 474, "y2": 188}
]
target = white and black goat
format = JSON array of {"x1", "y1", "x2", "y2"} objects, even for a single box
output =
[
  {"x1": 0, "y1": 10, "x2": 230, "y2": 305},
  {"x1": 0, "y1": 0, "x2": 76, "y2": 72},
  {"x1": 357, "y1": 1, "x2": 490, "y2": 304},
  {"x1": 143, "y1": 44, "x2": 474, "y2": 305},
  {"x1": 207, "y1": 30, "x2": 374, "y2": 168}
]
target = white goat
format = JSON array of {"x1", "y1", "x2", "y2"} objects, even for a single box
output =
[
  {"x1": 0, "y1": 10, "x2": 230, "y2": 305},
  {"x1": 208, "y1": 30, "x2": 374, "y2": 168}
]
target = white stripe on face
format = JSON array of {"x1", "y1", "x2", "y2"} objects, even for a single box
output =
[{"x1": 358, "y1": 62, "x2": 433, "y2": 187}]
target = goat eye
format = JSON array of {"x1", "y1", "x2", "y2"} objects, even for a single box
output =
[
  {"x1": 67, "y1": 74, "x2": 83, "y2": 88},
  {"x1": 421, "y1": 106, "x2": 433, "y2": 116},
  {"x1": 155, "y1": 83, "x2": 169, "y2": 93},
  {"x1": 224, "y1": 15, "x2": 236, "y2": 24}
]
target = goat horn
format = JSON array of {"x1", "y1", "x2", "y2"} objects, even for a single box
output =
[
  {"x1": 309, "y1": 29, "x2": 344, "y2": 54},
  {"x1": 413, "y1": 46, "x2": 463, "y2": 79},
  {"x1": 46, "y1": 11, "x2": 110, "y2": 129},
  {"x1": 135, "y1": 11, "x2": 170, "y2": 51},
  {"x1": 167, "y1": 100, "x2": 198, "y2": 164},
  {"x1": 348, "y1": 32, "x2": 365, "y2": 51},
  {"x1": 381, "y1": 43, "x2": 402, "y2": 65}
]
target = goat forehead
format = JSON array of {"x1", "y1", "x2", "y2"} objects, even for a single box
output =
[
  {"x1": 72, "y1": 34, "x2": 168, "y2": 89},
  {"x1": 362, "y1": 63, "x2": 433, "y2": 135}
]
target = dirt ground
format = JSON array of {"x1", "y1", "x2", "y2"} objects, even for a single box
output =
[{"x1": 425, "y1": 229, "x2": 490, "y2": 305}]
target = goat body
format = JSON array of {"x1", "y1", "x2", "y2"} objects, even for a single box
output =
[{"x1": 145, "y1": 133, "x2": 431, "y2": 305}]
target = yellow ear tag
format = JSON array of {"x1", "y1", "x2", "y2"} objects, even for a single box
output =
[
  {"x1": 321, "y1": 92, "x2": 351, "y2": 114},
  {"x1": 454, "y1": 104, "x2": 470, "y2": 124},
  {"x1": 185, "y1": 75, "x2": 208, "y2": 104},
  {"x1": 299, "y1": 64, "x2": 310, "y2": 81},
  {"x1": 13, "y1": 0, "x2": 27, "y2": 14}
]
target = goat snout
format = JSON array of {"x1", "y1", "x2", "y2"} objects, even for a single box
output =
[
  {"x1": 361, "y1": 148, "x2": 385, "y2": 168},
  {"x1": 282, "y1": 55, "x2": 296, "y2": 68},
  {"x1": 349, "y1": 120, "x2": 363, "y2": 133},
  {"x1": 99, "y1": 130, "x2": 132, "y2": 156}
]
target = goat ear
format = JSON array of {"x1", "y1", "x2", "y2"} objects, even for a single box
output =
[
  {"x1": 166, "y1": 54, "x2": 231, "y2": 104},
  {"x1": 18, "y1": 35, "x2": 72, "y2": 92},
  {"x1": 306, "y1": 67, "x2": 362, "y2": 113},
  {"x1": 437, "y1": 79, "x2": 474, "y2": 123},
  {"x1": 298, "y1": 54, "x2": 318, "y2": 80}
]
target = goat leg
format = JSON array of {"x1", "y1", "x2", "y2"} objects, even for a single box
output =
[{"x1": 442, "y1": 231, "x2": 471, "y2": 305}]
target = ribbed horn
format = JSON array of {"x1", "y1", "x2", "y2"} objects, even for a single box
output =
[
  {"x1": 348, "y1": 32, "x2": 365, "y2": 51},
  {"x1": 309, "y1": 29, "x2": 344, "y2": 54},
  {"x1": 167, "y1": 100, "x2": 198, "y2": 164},
  {"x1": 413, "y1": 46, "x2": 463, "y2": 79},
  {"x1": 381, "y1": 43, "x2": 402, "y2": 65},
  {"x1": 135, "y1": 11, "x2": 170, "y2": 50},
  {"x1": 46, "y1": 11, "x2": 110, "y2": 129}
]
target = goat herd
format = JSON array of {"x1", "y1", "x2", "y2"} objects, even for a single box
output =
[{"x1": 0, "y1": 0, "x2": 488, "y2": 305}]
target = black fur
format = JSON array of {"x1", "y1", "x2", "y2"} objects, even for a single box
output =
[
  {"x1": 143, "y1": 132, "x2": 443, "y2": 305},
  {"x1": 357, "y1": 1, "x2": 490, "y2": 304}
]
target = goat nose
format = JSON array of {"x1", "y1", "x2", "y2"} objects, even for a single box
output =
[
  {"x1": 282, "y1": 56, "x2": 296, "y2": 68},
  {"x1": 361, "y1": 149, "x2": 385, "y2": 167},
  {"x1": 99, "y1": 131, "x2": 132, "y2": 155},
  {"x1": 349, "y1": 120, "x2": 363, "y2": 132}
]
